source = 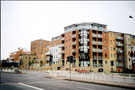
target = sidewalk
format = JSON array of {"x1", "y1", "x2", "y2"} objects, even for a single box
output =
[{"x1": 50, "y1": 76, "x2": 135, "y2": 89}]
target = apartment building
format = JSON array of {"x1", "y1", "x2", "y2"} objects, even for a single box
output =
[
  {"x1": 31, "y1": 39, "x2": 51, "y2": 64},
  {"x1": 9, "y1": 47, "x2": 28, "y2": 62},
  {"x1": 60, "y1": 22, "x2": 135, "y2": 73}
]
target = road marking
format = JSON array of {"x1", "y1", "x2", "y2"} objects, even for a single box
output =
[{"x1": 18, "y1": 83, "x2": 45, "y2": 90}]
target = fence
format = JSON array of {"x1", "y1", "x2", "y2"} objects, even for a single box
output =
[{"x1": 49, "y1": 70, "x2": 135, "y2": 84}]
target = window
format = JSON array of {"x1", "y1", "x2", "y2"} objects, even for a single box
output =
[
  {"x1": 111, "y1": 61, "x2": 114, "y2": 66},
  {"x1": 105, "y1": 54, "x2": 107, "y2": 57},
  {"x1": 129, "y1": 58, "x2": 130, "y2": 61},
  {"x1": 104, "y1": 32, "x2": 106, "y2": 35}
]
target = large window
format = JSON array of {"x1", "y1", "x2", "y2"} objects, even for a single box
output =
[{"x1": 79, "y1": 29, "x2": 90, "y2": 66}]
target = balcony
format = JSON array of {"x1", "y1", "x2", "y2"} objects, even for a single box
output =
[
  {"x1": 61, "y1": 50, "x2": 65, "y2": 53},
  {"x1": 92, "y1": 33, "x2": 97, "y2": 37},
  {"x1": 93, "y1": 56, "x2": 97, "y2": 60},
  {"x1": 72, "y1": 34, "x2": 76, "y2": 38},
  {"x1": 61, "y1": 38, "x2": 64, "y2": 40},
  {"x1": 72, "y1": 41, "x2": 76, "y2": 45},
  {"x1": 98, "y1": 56, "x2": 102, "y2": 60},
  {"x1": 117, "y1": 64, "x2": 123, "y2": 68},
  {"x1": 98, "y1": 34, "x2": 102, "y2": 38},
  {"x1": 116, "y1": 36, "x2": 123, "y2": 40},
  {"x1": 61, "y1": 44, "x2": 64, "y2": 47},
  {"x1": 92, "y1": 48, "x2": 97, "y2": 52},
  {"x1": 117, "y1": 43, "x2": 123, "y2": 47},
  {"x1": 98, "y1": 42, "x2": 102, "y2": 45},
  {"x1": 117, "y1": 57, "x2": 122, "y2": 60},
  {"x1": 117, "y1": 50, "x2": 123, "y2": 53},
  {"x1": 98, "y1": 49, "x2": 103, "y2": 52},
  {"x1": 98, "y1": 64, "x2": 103, "y2": 67},
  {"x1": 72, "y1": 49, "x2": 76, "y2": 52},
  {"x1": 93, "y1": 64, "x2": 98, "y2": 67},
  {"x1": 92, "y1": 41, "x2": 97, "y2": 45}
]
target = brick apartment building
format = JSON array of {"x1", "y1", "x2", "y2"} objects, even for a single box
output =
[
  {"x1": 60, "y1": 22, "x2": 135, "y2": 73},
  {"x1": 9, "y1": 47, "x2": 28, "y2": 62},
  {"x1": 31, "y1": 39, "x2": 51, "y2": 64}
]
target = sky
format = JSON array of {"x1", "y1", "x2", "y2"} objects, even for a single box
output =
[{"x1": 1, "y1": 1, "x2": 135, "y2": 60}]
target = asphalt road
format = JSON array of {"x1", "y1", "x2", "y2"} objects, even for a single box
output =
[{"x1": 0, "y1": 70, "x2": 133, "y2": 90}]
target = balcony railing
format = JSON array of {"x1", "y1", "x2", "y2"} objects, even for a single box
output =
[
  {"x1": 116, "y1": 36, "x2": 123, "y2": 40},
  {"x1": 72, "y1": 34, "x2": 76, "y2": 38},
  {"x1": 98, "y1": 64, "x2": 103, "y2": 67},
  {"x1": 61, "y1": 51, "x2": 64, "y2": 53},
  {"x1": 98, "y1": 34, "x2": 102, "y2": 38},
  {"x1": 93, "y1": 56, "x2": 97, "y2": 60},
  {"x1": 117, "y1": 43, "x2": 123, "y2": 46},
  {"x1": 93, "y1": 64, "x2": 98, "y2": 67},
  {"x1": 117, "y1": 57, "x2": 122, "y2": 60},
  {"x1": 72, "y1": 41, "x2": 76, "y2": 45},
  {"x1": 61, "y1": 44, "x2": 64, "y2": 47},
  {"x1": 98, "y1": 49, "x2": 103, "y2": 52},
  {"x1": 98, "y1": 42, "x2": 102, "y2": 45},
  {"x1": 92, "y1": 33, "x2": 97, "y2": 37},
  {"x1": 117, "y1": 50, "x2": 123, "y2": 53},
  {"x1": 72, "y1": 49, "x2": 76, "y2": 52},
  {"x1": 92, "y1": 48, "x2": 97, "y2": 52},
  {"x1": 92, "y1": 41, "x2": 97, "y2": 44},
  {"x1": 61, "y1": 38, "x2": 64, "y2": 40},
  {"x1": 98, "y1": 56, "x2": 102, "y2": 60}
]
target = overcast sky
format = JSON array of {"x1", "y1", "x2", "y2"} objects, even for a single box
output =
[{"x1": 1, "y1": 1, "x2": 135, "y2": 60}]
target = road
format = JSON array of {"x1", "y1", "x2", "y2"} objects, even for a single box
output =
[{"x1": 0, "y1": 70, "x2": 133, "y2": 90}]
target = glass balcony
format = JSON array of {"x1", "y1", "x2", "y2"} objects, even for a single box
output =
[
  {"x1": 92, "y1": 41, "x2": 97, "y2": 44},
  {"x1": 72, "y1": 41, "x2": 76, "y2": 45},
  {"x1": 72, "y1": 34, "x2": 76, "y2": 38},
  {"x1": 116, "y1": 36, "x2": 123, "y2": 40},
  {"x1": 92, "y1": 33, "x2": 97, "y2": 37},
  {"x1": 98, "y1": 34, "x2": 102, "y2": 38},
  {"x1": 98, "y1": 56, "x2": 102, "y2": 60},
  {"x1": 98, "y1": 49, "x2": 103, "y2": 52},
  {"x1": 117, "y1": 57, "x2": 122, "y2": 60},
  {"x1": 98, "y1": 42, "x2": 102, "y2": 45},
  {"x1": 72, "y1": 49, "x2": 76, "y2": 52},
  {"x1": 117, "y1": 43, "x2": 123, "y2": 46},
  {"x1": 93, "y1": 56, "x2": 97, "y2": 60},
  {"x1": 116, "y1": 50, "x2": 123, "y2": 53},
  {"x1": 61, "y1": 38, "x2": 64, "y2": 40},
  {"x1": 92, "y1": 48, "x2": 97, "y2": 52},
  {"x1": 61, "y1": 44, "x2": 64, "y2": 47},
  {"x1": 98, "y1": 64, "x2": 103, "y2": 67},
  {"x1": 61, "y1": 50, "x2": 64, "y2": 53}
]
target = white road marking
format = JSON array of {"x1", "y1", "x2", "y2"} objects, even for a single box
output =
[{"x1": 18, "y1": 83, "x2": 45, "y2": 90}]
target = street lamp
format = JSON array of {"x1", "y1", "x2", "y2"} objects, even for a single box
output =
[{"x1": 129, "y1": 15, "x2": 135, "y2": 20}]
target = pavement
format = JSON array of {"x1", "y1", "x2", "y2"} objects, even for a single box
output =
[
  {"x1": 0, "y1": 70, "x2": 134, "y2": 90},
  {"x1": 49, "y1": 76, "x2": 135, "y2": 89}
]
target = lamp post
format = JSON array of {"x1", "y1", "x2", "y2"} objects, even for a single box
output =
[{"x1": 129, "y1": 15, "x2": 135, "y2": 20}]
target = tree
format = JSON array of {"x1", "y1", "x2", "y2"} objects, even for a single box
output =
[{"x1": 40, "y1": 60, "x2": 43, "y2": 67}]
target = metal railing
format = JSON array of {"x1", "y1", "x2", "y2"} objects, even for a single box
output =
[
  {"x1": 49, "y1": 71, "x2": 135, "y2": 84},
  {"x1": 116, "y1": 36, "x2": 123, "y2": 40}
]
